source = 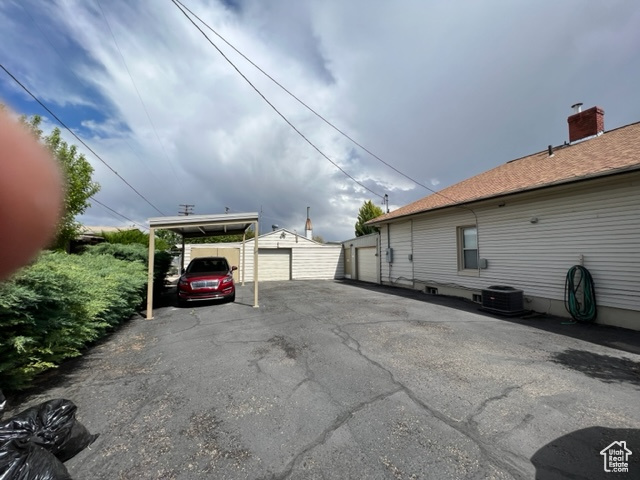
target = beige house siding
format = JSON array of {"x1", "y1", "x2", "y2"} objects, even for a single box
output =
[
  {"x1": 183, "y1": 242, "x2": 239, "y2": 266},
  {"x1": 379, "y1": 171, "x2": 640, "y2": 329}
]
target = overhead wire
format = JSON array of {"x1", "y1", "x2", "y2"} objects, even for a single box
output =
[
  {"x1": 172, "y1": 0, "x2": 466, "y2": 207},
  {"x1": 171, "y1": 1, "x2": 484, "y2": 270},
  {"x1": 0, "y1": 63, "x2": 166, "y2": 216},
  {"x1": 96, "y1": 0, "x2": 185, "y2": 189},
  {"x1": 19, "y1": 1, "x2": 164, "y2": 184},
  {"x1": 91, "y1": 197, "x2": 149, "y2": 230},
  {"x1": 170, "y1": 0, "x2": 384, "y2": 200}
]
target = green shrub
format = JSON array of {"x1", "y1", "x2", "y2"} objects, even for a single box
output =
[
  {"x1": 101, "y1": 228, "x2": 172, "y2": 251},
  {"x1": 0, "y1": 251, "x2": 147, "y2": 391},
  {"x1": 84, "y1": 243, "x2": 171, "y2": 292}
]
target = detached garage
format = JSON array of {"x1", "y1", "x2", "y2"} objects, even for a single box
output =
[
  {"x1": 342, "y1": 233, "x2": 380, "y2": 283},
  {"x1": 183, "y1": 229, "x2": 343, "y2": 282}
]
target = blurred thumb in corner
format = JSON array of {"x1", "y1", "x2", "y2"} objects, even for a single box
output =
[{"x1": 0, "y1": 109, "x2": 63, "y2": 281}]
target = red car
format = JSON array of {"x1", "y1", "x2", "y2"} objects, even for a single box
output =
[{"x1": 177, "y1": 256, "x2": 237, "y2": 306}]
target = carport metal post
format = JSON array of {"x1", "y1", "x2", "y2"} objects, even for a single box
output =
[
  {"x1": 146, "y1": 227, "x2": 155, "y2": 320},
  {"x1": 253, "y1": 220, "x2": 258, "y2": 308},
  {"x1": 180, "y1": 234, "x2": 185, "y2": 272},
  {"x1": 241, "y1": 231, "x2": 246, "y2": 286}
]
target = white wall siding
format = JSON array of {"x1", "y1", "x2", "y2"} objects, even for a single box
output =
[
  {"x1": 385, "y1": 173, "x2": 640, "y2": 315},
  {"x1": 222, "y1": 230, "x2": 344, "y2": 282},
  {"x1": 381, "y1": 221, "x2": 413, "y2": 286}
]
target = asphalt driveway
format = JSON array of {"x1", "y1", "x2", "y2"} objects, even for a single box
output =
[{"x1": 5, "y1": 280, "x2": 640, "y2": 479}]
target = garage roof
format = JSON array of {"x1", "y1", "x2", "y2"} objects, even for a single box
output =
[{"x1": 148, "y1": 212, "x2": 259, "y2": 238}]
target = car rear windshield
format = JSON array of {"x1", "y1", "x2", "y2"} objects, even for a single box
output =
[{"x1": 187, "y1": 259, "x2": 229, "y2": 274}]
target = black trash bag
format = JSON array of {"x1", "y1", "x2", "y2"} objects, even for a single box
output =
[
  {"x1": 0, "y1": 439, "x2": 71, "y2": 480},
  {"x1": 0, "y1": 400, "x2": 98, "y2": 462},
  {"x1": 0, "y1": 391, "x2": 5, "y2": 421}
]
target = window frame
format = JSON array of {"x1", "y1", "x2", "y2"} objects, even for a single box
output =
[{"x1": 457, "y1": 226, "x2": 479, "y2": 274}]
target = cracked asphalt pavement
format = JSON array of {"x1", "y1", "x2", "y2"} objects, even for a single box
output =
[{"x1": 6, "y1": 280, "x2": 640, "y2": 479}]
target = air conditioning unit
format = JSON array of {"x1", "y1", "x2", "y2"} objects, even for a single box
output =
[{"x1": 480, "y1": 285, "x2": 525, "y2": 316}]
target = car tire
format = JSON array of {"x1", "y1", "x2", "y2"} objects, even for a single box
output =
[{"x1": 228, "y1": 292, "x2": 235, "y2": 303}]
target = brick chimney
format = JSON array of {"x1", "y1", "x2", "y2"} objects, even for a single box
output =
[{"x1": 567, "y1": 104, "x2": 604, "y2": 143}]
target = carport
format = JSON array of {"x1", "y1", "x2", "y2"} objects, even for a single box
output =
[{"x1": 146, "y1": 212, "x2": 259, "y2": 319}]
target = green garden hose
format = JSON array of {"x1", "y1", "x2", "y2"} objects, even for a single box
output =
[{"x1": 564, "y1": 265, "x2": 597, "y2": 322}]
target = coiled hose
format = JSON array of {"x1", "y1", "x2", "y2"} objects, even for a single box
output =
[{"x1": 564, "y1": 265, "x2": 597, "y2": 322}]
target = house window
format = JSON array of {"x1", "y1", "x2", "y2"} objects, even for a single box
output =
[{"x1": 459, "y1": 226, "x2": 478, "y2": 270}]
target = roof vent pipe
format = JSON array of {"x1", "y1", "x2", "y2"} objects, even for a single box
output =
[
  {"x1": 571, "y1": 103, "x2": 583, "y2": 114},
  {"x1": 548, "y1": 145, "x2": 553, "y2": 157}
]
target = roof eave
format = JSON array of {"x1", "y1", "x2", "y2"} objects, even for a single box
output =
[{"x1": 367, "y1": 164, "x2": 640, "y2": 225}]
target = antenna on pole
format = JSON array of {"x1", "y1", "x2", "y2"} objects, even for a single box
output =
[{"x1": 384, "y1": 194, "x2": 389, "y2": 213}]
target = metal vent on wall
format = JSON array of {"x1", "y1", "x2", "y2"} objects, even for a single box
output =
[{"x1": 480, "y1": 286, "x2": 525, "y2": 316}]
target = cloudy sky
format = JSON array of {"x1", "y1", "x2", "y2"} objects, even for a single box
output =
[{"x1": 1, "y1": 0, "x2": 639, "y2": 241}]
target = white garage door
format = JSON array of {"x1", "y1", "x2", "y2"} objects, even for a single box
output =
[
  {"x1": 356, "y1": 247, "x2": 377, "y2": 283},
  {"x1": 259, "y1": 249, "x2": 291, "y2": 281}
]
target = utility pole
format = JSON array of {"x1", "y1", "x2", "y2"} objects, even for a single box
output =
[{"x1": 178, "y1": 204, "x2": 194, "y2": 216}]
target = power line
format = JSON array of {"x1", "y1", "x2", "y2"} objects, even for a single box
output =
[
  {"x1": 170, "y1": 0, "x2": 384, "y2": 200},
  {"x1": 91, "y1": 197, "x2": 149, "y2": 230},
  {"x1": 19, "y1": 2, "x2": 163, "y2": 185},
  {"x1": 96, "y1": 0, "x2": 185, "y2": 188},
  {"x1": 172, "y1": 0, "x2": 439, "y2": 195},
  {"x1": 0, "y1": 63, "x2": 166, "y2": 215},
  {"x1": 173, "y1": 0, "x2": 480, "y2": 213}
]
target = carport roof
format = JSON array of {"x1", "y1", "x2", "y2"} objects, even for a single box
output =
[{"x1": 148, "y1": 212, "x2": 259, "y2": 238}]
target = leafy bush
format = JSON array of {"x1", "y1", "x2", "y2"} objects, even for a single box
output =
[
  {"x1": 84, "y1": 243, "x2": 171, "y2": 292},
  {"x1": 101, "y1": 228, "x2": 172, "y2": 251},
  {"x1": 0, "y1": 251, "x2": 147, "y2": 391}
]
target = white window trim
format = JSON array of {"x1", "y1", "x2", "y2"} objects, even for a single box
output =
[{"x1": 457, "y1": 226, "x2": 479, "y2": 276}]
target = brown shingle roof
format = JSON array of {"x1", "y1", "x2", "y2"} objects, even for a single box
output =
[{"x1": 369, "y1": 121, "x2": 640, "y2": 224}]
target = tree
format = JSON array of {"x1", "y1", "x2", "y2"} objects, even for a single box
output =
[
  {"x1": 355, "y1": 200, "x2": 384, "y2": 237},
  {"x1": 22, "y1": 115, "x2": 100, "y2": 250},
  {"x1": 156, "y1": 229, "x2": 182, "y2": 248},
  {"x1": 312, "y1": 235, "x2": 325, "y2": 244}
]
